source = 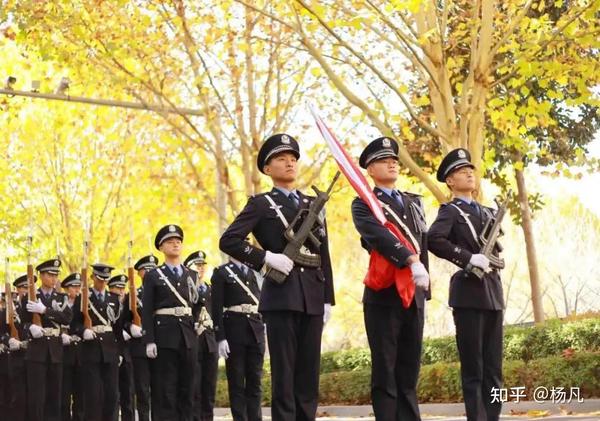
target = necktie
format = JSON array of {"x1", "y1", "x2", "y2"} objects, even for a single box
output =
[
  {"x1": 98, "y1": 293, "x2": 104, "y2": 303},
  {"x1": 391, "y1": 190, "x2": 404, "y2": 210},
  {"x1": 469, "y1": 201, "x2": 480, "y2": 216},
  {"x1": 172, "y1": 266, "x2": 179, "y2": 277},
  {"x1": 288, "y1": 192, "x2": 299, "y2": 208}
]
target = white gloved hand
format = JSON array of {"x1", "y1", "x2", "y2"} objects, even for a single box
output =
[
  {"x1": 264, "y1": 251, "x2": 294, "y2": 275},
  {"x1": 83, "y1": 329, "x2": 96, "y2": 341},
  {"x1": 410, "y1": 262, "x2": 430, "y2": 290},
  {"x1": 469, "y1": 254, "x2": 490, "y2": 271},
  {"x1": 8, "y1": 337, "x2": 21, "y2": 351},
  {"x1": 218, "y1": 340, "x2": 230, "y2": 359},
  {"x1": 61, "y1": 333, "x2": 71, "y2": 345},
  {"x1": 122, "y1": 330, "x2": 131, "y2": 341},
  {"x1": 29, "y1": 324, "x2": 44, "y2": 339},
  {"x1": 323, "y1": 303, "x2": 332, "y2": 325},
  {"x1": 26, "y1": 300, "x2": 46, "y2": 314},
  {"x1": 130, "y1": 324, "x2": 143, "y2": 338},
  {"x1": 146, "y1": 343, "x2": 158, "y2": 359}
]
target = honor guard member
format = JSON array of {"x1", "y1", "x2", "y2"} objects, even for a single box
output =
[
  {"x1": 1, "y1": 275, "x2": 30, "y2": 421},
  {"x1": 212, "y1": 258, "x2": 265, "y2": 421},
  {"x1": 220, "y1": 134, "x2": 335, "y2": 421},
  {"x1": 108, "y1": 274, "x2": 135, "y2": 421},
  {"x1": 351, "y1": 137, "x2": 430, "y2": 421},
  {"x1": 21, "y1": 258, "x2": 73, "y2": 421},
  {"x1": 142, "y1": 225, "x2": 199, "y2": 421},
  {"x1": 427, "y1": 149, "x2": 505, "y2": 421},
  {"x1": 127, "y1": 254, "x2": 157, "y2": 421},
  {"x1": 60, "y1": 273, "x2": 84, "y2": 421},
  {"x1": 74, "y1": 263, "x2": 121, "y2": 421},
  {"x1": 184, "y1": 250, "x2": 219, "y2": 421}
]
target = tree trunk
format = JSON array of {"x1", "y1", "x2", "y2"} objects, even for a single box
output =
[{"x1": 515, "y1": 167, "x2": 545, "y2": 323}]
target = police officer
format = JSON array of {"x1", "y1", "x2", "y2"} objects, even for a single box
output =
[
  {"x1": 60, "y1": 273, "x2": 84, "y2": 421},
  {"x1": 427, "y1": 149, "x2": 504, "y2": 421},
  {"x1": 1, "y1": 275, "x2": 29, "y2": 421},
  {"x1": 73, "y1": 263, "x2": 121, "y2": 421},
  {"x1": 220, "y1": 133, "x2": 335, "y2": 421},
  {"x1": 127, "y1": 254, "x2": 157, "y2": 421},
  {"x1": 108, "y1": 274, "x2": 135, "y2": 421},
  {"x1": 184, "y1": 250, "x2": 218, "y2": 421},
  {"x1": 142, "y1": 225, "x2": 199, "y2": 421},
  {"x1": 351, "y1": 137, "x2": 430, "y2": 421},
  {"x1": 212, "y1": 258, "x2": 265, "y2": 421},
  {"x1": 21, "y1": 258, "x2": 73, "y2": 421}
]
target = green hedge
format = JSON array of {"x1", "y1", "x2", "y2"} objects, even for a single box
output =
[
  {"x1": 318, "y1": 316, "x2": 600, "y2": 372},
  {"x1": 215, "y1": 352, "x2": 600, "y2": 406}
]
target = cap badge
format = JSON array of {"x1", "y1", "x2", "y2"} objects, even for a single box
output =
[
  {"x1": 103, "y1": 268, "x2": 109, "y2": 274},
  {"x1": 75, "y1": 274, "x2": 80, "y2": 279},
  {"x1": 458, "y1": 149, "x2": 466, "y2": 159},
  {"x1": 382, "y1": 138, "x2": 391, "y2": 147},
  {"x1": 281, "y1": 134, "x2": 290, "y2": 144},
  {"x1": 149, "y1": 256, "x2": 155, "y2": 262},
  {"x1": 54, "y1": 260, "x2": 59, "y2": 266},
  {"x1": 169, "y1": 225, "x2": 176, "y2": 232}
]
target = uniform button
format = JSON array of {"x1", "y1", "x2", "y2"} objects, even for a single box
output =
[
  {"x1": 246, "y1": 315, "x2": 250, "y2": 318},
  {"x1": 100, "y1": 337, "x2": 103, "y2": 341},
  {"x1": 300, "y1": 268, "x2": 304, "y2": 272},
  {"x1": 178, "y1": 318, "x2": 182, "y2": 322}
]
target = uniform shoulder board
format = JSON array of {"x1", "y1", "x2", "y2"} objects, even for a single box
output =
[
  {"x1": 403, "y1": 191, "x2": 423, "y2": 198},
  {"x1": 250, "y1": 192, "x2": 269, "y2": 199}
]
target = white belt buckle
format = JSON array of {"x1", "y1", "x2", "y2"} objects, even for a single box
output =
[{"x1": 174, "y1": 307, "x2": 186, "y2": 316}]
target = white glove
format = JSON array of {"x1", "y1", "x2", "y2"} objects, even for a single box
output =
[
  {"x1": 26, "y1": 300, "x2": 46, "y2": 314},
  {"x1": 119, "y1": 355, "x2": 123, "y2": 367},
  {"x1": 410, "y1": 262, "x2": 430, "y2": 290},
  {"x1": 29, "y1": 324, "x2": 44, "y2": 338},
  {"x1": 130, "y1": 324, "x2": 143, "y2": 338},
  {"x1": 8, "y1": 337, "x2": 21, "y2": 351},
  {"x1": 323, "y1": 303, "x2": 332, "y2": 325},
  {"x1": 122, "y1": 330, "x2": 131, "y2": 341},
  {"x1": 218, "y1": 340, "x2": 230, "y2": 359},
  {"x1": 264, "y1": 251, "x2": 294, "y2": 275},
  {"x1": 83, "y1": 329, "x2": 96, "y2": 341},
  {"x1": 469, "y1": 254, "x2": 490, "y2": 271},
  {"x1": 146, "y1": 343, "x2": 158, "y2": 359},
  {"x1": 61, "y1": 333, "x2": 71, "y2": 345}
]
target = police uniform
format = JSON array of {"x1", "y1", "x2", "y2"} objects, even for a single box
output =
[
  {"x1": 60, "y1": 273, "x2": 84, "y2": 421},
  {"x1": 211, "y1": 261, "x2": 265, "y2": 421},
  {"x1": 127, "y1": 254, "x2": 157, "y2": 421},
  {"x1": 20, "y1": 259, "x2": 73, "y2": 421},
  {"x1": 72, "y1": 263, "x2": 121, "y2": 421},
  {"x1": 142, "y1": 225, "x2": 199, "y2": 421},
  {"x1": 351, "y1": 137, "x2": 430, "y2": 421},
  {"x1": 1, "y1": 277, "x2": 30, "y2": 421},
  {"x1": 182, "y1": 251, "x2": 218, "y2": 421},
  {"x1": 427, "y1": 149, "x2": 504, "y2": 421},
  {"x1": 219, "y1": 134, "x2": 335, "y2": 421},
  {"x1": 109, "y1": 274, "x2": 135, "y2": 421}
]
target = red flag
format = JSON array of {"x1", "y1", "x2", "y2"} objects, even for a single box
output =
[{"x1": 308, "y1": 105, "x2": 416, "y2": 308}]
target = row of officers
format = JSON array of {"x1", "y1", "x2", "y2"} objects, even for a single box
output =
[
  {"x1": 1, "y1": 133, "x2": 504, "y2": 421},
  {"x1": 0, "y1": 239, "x2": 265, "y2": 421}
]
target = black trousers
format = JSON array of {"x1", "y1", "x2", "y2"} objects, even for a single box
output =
[
  {"x1": 0, "y1": 353, "x2": 8, "y2": 415},
  {"x1": 8, "y1": 351, "x2": 26, "y2": 421},
  {"x1": 225, "y1": 341, "x2": 265, "y2": 421},
  {"x1": 364, "y1": 302, "x2": 424, "y2": 421},
  {"x1": 26, "y1": 359, "x2": 63, "y2": 421},
  {"x1": 119, "y1": 359, "x2": 135, "y2": 421},
  {"x1": 192, "y1": 343, "x2": 219, "y2": 421},
  {"x1": 132, "y1": 356, "x2": 151, "y2": 421},
  {"x1": 263, "y1": 311, "x2": 323, "y2": 421},
  {"x1": 80, "y1": 360, "x2": 119, "y2": 421},
  {"x1": 62, "y1": 363, "x2": 84, "y2": 421},
  {"x1": 453, "y1": 308, "x2": 503, "y2": 421},
  {"x1": 151, "y1": 345, "x2": 197, "y2": 421}
]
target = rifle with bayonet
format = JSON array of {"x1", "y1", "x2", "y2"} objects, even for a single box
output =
[
  {"x1": 81, "y1": 229, "x2": 92, "y2": 330},
  {"x1": 266, "y1": 171, "x2": 341, "y2": 284},
  {"x1": 5, "y1": 258, "x2": 19, "y2": 340},
  {"x1": 465, "y1": 190, "x2": 512, "y2": 279},
  {"x1": 26, "y1": 228, "x2": 41, "y2": 327},
  {"x1": 127, "y1": 234, "x2": 141, "y2": 327}
]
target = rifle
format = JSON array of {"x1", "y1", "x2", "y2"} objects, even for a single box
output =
[
  {"x1": 127, "y1": 234, "x2": 141, "y2": 327},
  {"x1": 5, "y1": 258, "x2": 19, "y2": 340},
  {"x1": 26, "y1": 227, "x2": 41, "y2": 326},
  {"x1": 80, "y1": 229, "x2": 92, "y2": 330},
  {"x1": 465, "y1": 190, "x2": 512, "y2": 279},
  {"x1": 265, "y1": 171, "x2": 340, "y2": 284}
]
